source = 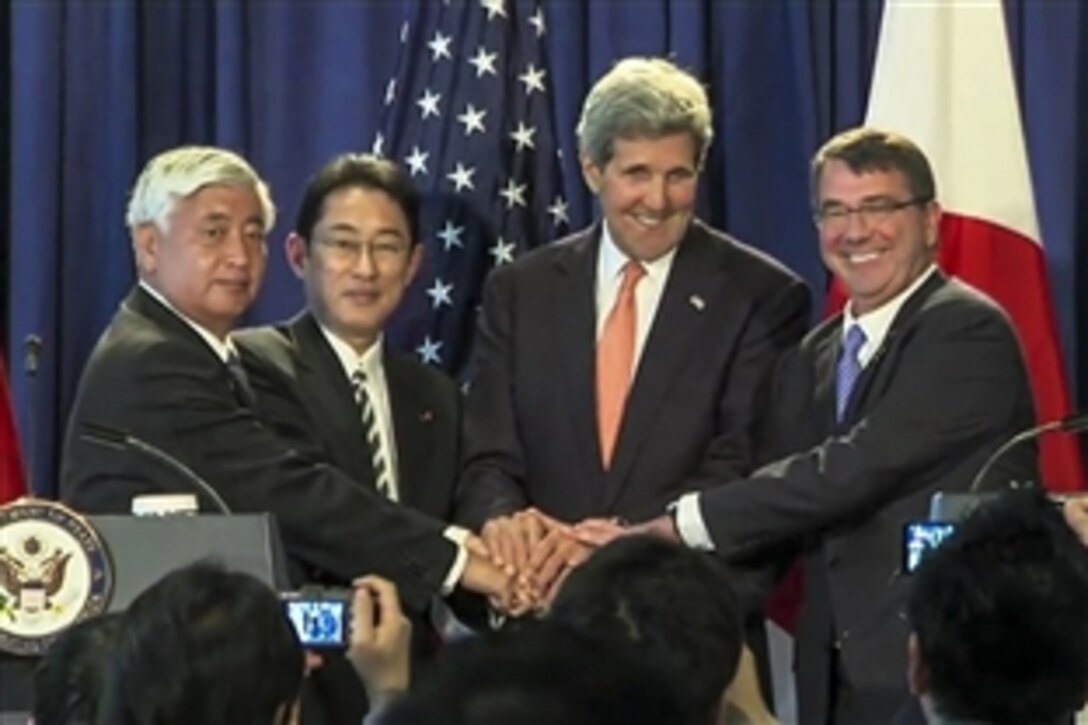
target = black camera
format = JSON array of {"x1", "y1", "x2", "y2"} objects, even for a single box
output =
[
  {"x1": 902, "y1": 521, "x2": 956, "y2": 574},
  {"x1": 281, "y1": 589, "x2": 353, "y2": 649}
]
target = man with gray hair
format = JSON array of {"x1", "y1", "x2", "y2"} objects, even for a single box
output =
[
  {"x1": 456, "y1": 57, "x2": 810, "y2": 623},
  {"x1": 60, "y1": 146, "x2": 515, "y2": 621}
]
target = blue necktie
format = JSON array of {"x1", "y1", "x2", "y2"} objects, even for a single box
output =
[{"x1": 835, "y1": 325, "x2": 867, "y2": 422}]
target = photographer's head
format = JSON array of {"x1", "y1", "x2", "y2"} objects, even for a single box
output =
[
  {"x1": 380, "y1": 622, "x2": 690, "y2": 725},
  {"x1": 907, "y1": 488, "x2": 1088, "y2": 725},
  {"x1": 99, "y1": 561, "x2": 304, "y2": 725},
  {"x1": 548, "y1": 535, "x2": 745, "y2": 724},
  {"x1": 32, "y1": 613, "x2": 121, "y2": 725}
]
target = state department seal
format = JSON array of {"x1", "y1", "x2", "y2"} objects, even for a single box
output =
[{"x1": 0, "y1": 498, "x2": 113, "y2": 656}]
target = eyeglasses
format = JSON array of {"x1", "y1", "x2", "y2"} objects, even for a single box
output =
[
  {"x1": 813, "y1": 197, "x2": 930, "y2": 231},
  {"x1": 316, "y1": 238, "x2": 410, "y2": 266}
]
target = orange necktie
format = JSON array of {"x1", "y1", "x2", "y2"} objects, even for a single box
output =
[{"x1": 597, "y1": 260, "x2": 646, "y2": 468}]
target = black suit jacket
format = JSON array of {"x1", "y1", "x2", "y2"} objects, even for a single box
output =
[
  {"x1": 60, "y1": 287, "x2": 457, "y2": 611},
  {"x1": 234, "y1": 313, "x2": 462, "y2": 725},
  {"x1": 234, "y1": 313, "x2": 460, "y2": 524},
  {"x1": 698, "y1": 273, "x2": 1037, "y2": 724},
  {"x1": 456, "y1": 220, "x2": 811, "y2": 529}
]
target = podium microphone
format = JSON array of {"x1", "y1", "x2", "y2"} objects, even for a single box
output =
[
  {"x1": 79, "y1": 423, "x2": 232, "y2": 514},
  {"x1": 968, "y1": 413, "x2": 1088, "y2": 494},
  {"x1": 23, "y1": 334, "x2": 43, "y2": 495}
]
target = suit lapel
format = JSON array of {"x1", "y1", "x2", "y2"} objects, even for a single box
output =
[
  {"x1": 290, "y1": 314, "x2": 374, "y2": 486},
  {"x1": 552, "y1": 227, "x2": 606, "y2": 495},
  {"x1": 384, "y1": 352, "x2": 434, "y2": 510},
  {"x1": 812, "y1": 320, "x2": 842, "y2": 431},
  {"x1": 602, "y1": 224, "x2": 733, "y2": 508},
  {"x1": 840, "y1": 271, "x2": 947, "y2": 425}
]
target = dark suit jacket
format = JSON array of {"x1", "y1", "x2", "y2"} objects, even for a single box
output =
[
  {"x1": 234, "y1": 312, "x2": 460, "y2": 524},
  {"x1": 234, "y1": 312, "x2": 462, "y2": 725},
  {"x1": 456, "y1": 220, "x2": 811, "y2": 529},
  {"x1": 698, "y1": 272, "x2": 1037, "y2": 725},
  {"x1": 60, "y1": 287, "x2": 457, "y2": 611}
]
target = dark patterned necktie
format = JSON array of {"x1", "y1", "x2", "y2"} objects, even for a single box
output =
[
  {"x1": 835, "y1": 324, "x2": 867, "y2": 422},
  {"x1": 225, "y1": 351, "x2": 254, "y2": 407},
  {"x1": 350, "y1": 368, "x2": 393, "y2": 498}
]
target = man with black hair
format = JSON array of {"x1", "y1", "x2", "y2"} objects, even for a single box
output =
[
  {"x1": 548, "y1": 535, "x2": 770, "y2": 724},
  {"x1": 905, "y1": 489, "x2": 1088, "y2": 725},
  {"x1": 380, "y1": 622, "x2": 693, "y2": 725},
  {"x1": 32, "y1": 613, "x2": 121, "y2": 725},
  {"x1": 97, "y1": 562, "x2": 305, "y2": 725}
]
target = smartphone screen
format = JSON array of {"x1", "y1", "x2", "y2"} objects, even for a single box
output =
[
  {"x1": 903, "y1": 522, "x2": 956, "y2": 573},
  {"x1": 284, "y1": 599, "x2": 348, "y2": 648}
]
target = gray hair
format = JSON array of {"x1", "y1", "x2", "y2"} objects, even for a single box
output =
[
  {"x1": 576, "y1": 57, "x2": 713, "y2": 170},
  {"x1": 125, "y1": 146, "x2": 276, "y2": 232}
]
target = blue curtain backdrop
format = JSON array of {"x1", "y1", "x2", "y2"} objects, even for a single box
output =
[{"x1": 4, "y1": 0, "x2": 1087, "y2": 495}]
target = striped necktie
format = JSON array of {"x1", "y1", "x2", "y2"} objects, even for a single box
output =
[{"x1": 350, "y1": 368, "x2": 393, "y2": 498}]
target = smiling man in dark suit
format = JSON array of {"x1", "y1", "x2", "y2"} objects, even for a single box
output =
[
  {"x1": 578, "y1": 127, "x2": 1038, "y2": 724},
  {"x1": 455, "y1": 57, "x2": 811, "y2": 607},
  {"x1": 235, "y1": 154, "x2": 477, "y2": 723}
]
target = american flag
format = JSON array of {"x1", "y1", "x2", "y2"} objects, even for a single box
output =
[{"x1": 376, "y1": 0, "x2": 570, "y2": 377}]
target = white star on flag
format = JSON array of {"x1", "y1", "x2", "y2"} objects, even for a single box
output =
[
  {"x1": 547, "y1": 196, "x2": 569, "y2": 226},
  {"x1": 405, "y1": 146, "x2": 429, "y2": 177},
  {"x1": 426, "y1": 278, "x2": 455, "y2": 309},
  {"x1": 427, "y1": 31, "x2": 453, "y2": 61},
  {"x1": 468, "y1": 46, "x2": 498, "y2": 78},
  {"x1": 436, "y1": 220, "x2": 465, "y2": 250},
  {"x1": 416, "y1": 336, "x2": 443, "y2": 365},
  {"x1": 417, "y1": 89, "x2": 441, "y2": 119},
  {"x1": 510, "y1": 121, "x2": 536, "y2": 151},
  {"x1": 499, "y1": 179, "x2": 528, "y2": 209},
  {"x1": 528, "y1": 8, "x2": 546, "y2": 37},
  {"x1": 446, "y1": 163, "x2": 476, "y2": 192},
  {"x1": 519, "y1": 64, "x2": 546, "y2": 95},
  {"x1": 384, "y1": 78, "x2": 397, "y2": 106},
  {"x1": 489, "y1": 237, "x2": 516, "y2": 265},
  {"x1": 371, "y1": 133, "x2": 385, "y2": 156},
  {"x1": 457, "y1": 104, "x2": 487, "y2": 136},
  {"x1": 480, "y1": 0, "x2": 506, "y2": 21}
]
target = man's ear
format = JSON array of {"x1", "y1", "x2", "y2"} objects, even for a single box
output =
[
  {"x1": 906, "y1": 632, "x2": 929, "y2": 697},
  {"x1": 131, "y1": 223, "x2": 160, "y2": 278},
  {"x1": 924, "y1": 201, "x2": 942, "y2": 250},
  {"x1": 285, "y1": 233, "x2": 308, "y2": 279},
  {"x1": 580, "y1": 152, "x2": 603, "y2": 195}
]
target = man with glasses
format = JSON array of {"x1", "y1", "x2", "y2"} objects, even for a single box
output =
[
  {"x1": 578, "y1": 127, "x2": 1037, "y2": 724},
  {"x1": 234, "y1": 154, "x2": 511, "y2": 723}
]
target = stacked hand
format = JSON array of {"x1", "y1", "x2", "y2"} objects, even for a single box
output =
[{"x1": 479, "y1": 508, "x2": 594, "y2": 613}]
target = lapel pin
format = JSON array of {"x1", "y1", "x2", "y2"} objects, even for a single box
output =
[
  {"x1": 420, "y1": 410, "x2": 434, "y2": 423},
  {"x1": 689, "y1": 294, "x2": 705, "y2": 311}
]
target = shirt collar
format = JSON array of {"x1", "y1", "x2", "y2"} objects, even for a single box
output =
[
  {"x1": 598, "y1": 220, "x2": 677, "y2": 285},
  {"x1": 318, "y1": 324, "x2": 385, "y2": 381},
  {"x1": 842, "y1": 265, "x2": 938, "y2": 349},
  {"x1": 139, "y1": 280, "x2": 237, "y2": 363}
]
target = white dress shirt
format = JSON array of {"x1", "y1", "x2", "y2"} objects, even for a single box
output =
[
  {"x1": 673, "y1": 265, "x2": 941, "y2": 551},
  {"x1": 595, "y1": 221, "x2": 677, "y2": 373}
]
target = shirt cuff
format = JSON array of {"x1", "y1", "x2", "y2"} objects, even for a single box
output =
[
  {"x1": 441, "y1": 525, "x2": 470, "y2": 595},
  {"x1": 674, "y1": 492, "x2": 716, "y2": 551}
]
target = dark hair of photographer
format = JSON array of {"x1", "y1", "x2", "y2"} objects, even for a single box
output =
[
  {"x1": 96, "y1": 561, "x2": 304, "y2": 725},
  {"x1": 547, "y1": 535, "x2": 745, "y2": 724},
  {"x1": 380, "y1": 621, "x2": 692, "y2": 725},
  {"x1": 907, "y1": 488, "x2": 1088, "y2": 725},
  {"x1": 32, "y1": 613, "x2": 121, "y2": 725}
]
